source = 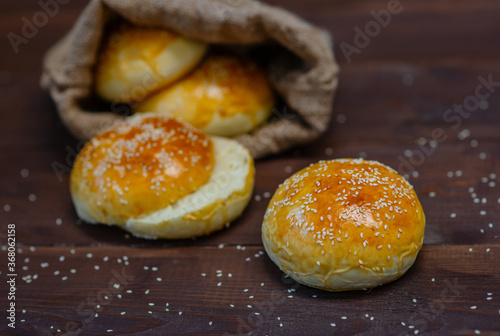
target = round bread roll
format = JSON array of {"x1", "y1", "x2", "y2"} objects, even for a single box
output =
[
  {"x1": 95, "y1": 23, "x2": 207, "y2": 103},
  {"x1": 134, "y1": 53, "x2": 275, "y2": 137},
  {"x1": 262, "y1": 158, "x2": 425, "y2": 291},
  {"x1": 70, "y1": 114, "x2": 254, "y2": 239}
]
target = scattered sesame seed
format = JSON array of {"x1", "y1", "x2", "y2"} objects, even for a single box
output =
[
  {"x1": 336, "y1": 114, "x2": 346, "y2": 124},
  {"x1": 21, "y1": 169, "x2": 29, "y2": 178}
]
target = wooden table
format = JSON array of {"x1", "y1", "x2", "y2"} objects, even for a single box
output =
[{"x1": 1, "y1": 1, "x2": 499, "y2": 335}]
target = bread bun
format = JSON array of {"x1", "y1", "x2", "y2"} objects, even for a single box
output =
[
  {"x1": 134, "y1": 53, "x2": 275, "y2": 137},
  {"x1": 70, "y1": 114, "x2": 254, "y2": 239},
  {"x1": 95, "y1": 23, "x2": 207, "y2": 103},
  {"x1": 262, "y1": 159, "x2": 425, "y2": 291}
]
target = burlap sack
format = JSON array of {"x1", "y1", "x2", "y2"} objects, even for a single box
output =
[{"x1": 41, "y1": 0, "x2": 339, "y2": 158}]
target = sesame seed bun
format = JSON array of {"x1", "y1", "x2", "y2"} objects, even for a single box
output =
[
  {"x1": 70, "y1": 114, "x2": 254, "y2": 239},
  {"x1": 134, "y1": 52, "x2": 275, "y2": 137},
  {"x1": 262, "y1": 159, "x2": 425, "y2": 291},
  {"x1": 95, "y1": 23, "x2": 207, "y2": 103}
]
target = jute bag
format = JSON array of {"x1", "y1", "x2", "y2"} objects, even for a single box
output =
[{"x1": 41, "y1": 0, "x2": 339, "y2": 158}]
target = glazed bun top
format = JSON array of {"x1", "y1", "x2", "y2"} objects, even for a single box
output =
[
  {"x1": 70, "y1": 115, "x2": 214, "y2": 222},
  {"x1": 263, "y1": 158, "x2": 425, "y2": 288},
  {"x1": 134, "y1": 52, "x2": 275, "y2": 137},
  {"x1": 95, "y1": 23, "x2": 207, "y2": 103}
]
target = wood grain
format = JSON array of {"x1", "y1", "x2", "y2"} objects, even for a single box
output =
[
  {"x1": 6, "y1": 245, "x2": 500, "y2": 336},
  {"x1": 0, "y1": 0, "x2": 499, "y2": 335}
]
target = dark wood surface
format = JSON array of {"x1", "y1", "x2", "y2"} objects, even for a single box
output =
[{"x1": 1, "y1": 1, "x2": 499, "y2": 335}]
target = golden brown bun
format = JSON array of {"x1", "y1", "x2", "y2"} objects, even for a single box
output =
[
  {"x1": 134, "y1": 53, "x2": 275, "y2": 137},
  {"x1": 95, "y1": 23, "x2": 207, "y2": 103},
  {"x1": 70, "y1": 114, "x2": 254, "y2": 239},
  {"x1": 262, "y1": 159, "x2": 425, "y2": 291}
]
